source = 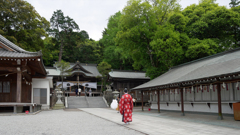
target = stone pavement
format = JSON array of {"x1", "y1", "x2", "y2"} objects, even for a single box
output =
[
  {"x1": 0, "y1": 109, "x2": 144, "y2": 135},
  {"x1": 81, "y1": 107, "x2": 240, "y2": 135}
]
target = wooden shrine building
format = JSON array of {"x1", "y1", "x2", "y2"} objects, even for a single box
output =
[
  {"x1": 46, "y1": 62, "x2": 102, "y2": 96},
  {"x1": 132, "y1": 48, "x2": 240, "y2": 119},
  {"x1": 0, "y1": 34, "x2": 52, "y2": 113},
  {"x1": 108, "y1": 70, "x2": 150, "y2": 104}
]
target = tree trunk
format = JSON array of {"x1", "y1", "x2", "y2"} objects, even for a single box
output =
[{"x1": 58, "y1": 40, "x2": 63, "y2": 62}]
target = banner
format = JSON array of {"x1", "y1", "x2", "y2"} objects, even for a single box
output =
[{"x1": 56, "y1": 82, "x2": 97, "y2": 89}]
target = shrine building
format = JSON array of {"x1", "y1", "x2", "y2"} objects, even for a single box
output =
[
  {"x1": 108, "y1": 70, "x2": 150, "y2": 104},
  {"x1": 46, "y1": 62, "x2": 102, "y2": 96},
  {"x1": 0, "y1": 34, "x2": 53, "y2": 113},
  {"x1": 132, "y1": 47, "x2": 240, "y2": 119}
]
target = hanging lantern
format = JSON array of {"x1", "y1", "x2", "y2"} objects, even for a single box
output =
[
  {"x1": 155, "y1": 91, "x2": 157, "y2": 94},
  {"x1": 222, "y1": 82, "x2": 226, "y2": 89},
  {"x1": 191, "y1": 86, "x2": 194, "y2": 92},
  {"x1": 210, "y1": 84, "x2": 213, "y2": 90},
  {"x1": 236, "y1": 82, "x2": 239, "y2": 90}
]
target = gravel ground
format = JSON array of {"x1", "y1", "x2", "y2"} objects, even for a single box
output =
[{"x1": 0, "y1": 109, "x2": 144, "y2": 135}]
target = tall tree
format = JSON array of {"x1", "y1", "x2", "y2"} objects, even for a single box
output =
[
  {"x1": 230, "y1": 0, "x2": 240, "y2": 7},
  {"x1": 55, "y1": 60, "x2": 72, "y2": 91},
  {"x1": 0, "y1": 0, "x2": 49, "y2": 51},
  {"x1": 48, "y1": 10, "x2": 79, "y2": 62},
  {"x1": 116, "y1": 0, "x2": 180, "y2": 78},
  {"x1": 100, "y1": 11, "x2": 133, "y2": 70},
  {"x1": 97, "y1": 61, "x2": 111, "y2": 91}
]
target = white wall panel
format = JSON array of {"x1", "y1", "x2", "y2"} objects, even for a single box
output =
[
  {"x1": 202, "y1": 86, "x2": 211, "y2": 101},
  {"x1": 169, "y1": 89, "x2": 175, "y2": 101},
  {"x1": 234, "y1": 82, "x2": 240, "y2": 100},
  {"x1": 175, "y1": 89, "x2": 181, "y2": 101},
  {"x1": 211, "y1": 85, "x2": 218, "y2": 101},
  {"x1": 221, "y1": 83, "x2": 230, "y2": 101},
  {"x1": 195, "y1": 86, "x2": 202, "y2": 101}
]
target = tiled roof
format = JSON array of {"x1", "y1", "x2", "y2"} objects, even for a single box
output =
[
  {"x1": 109, "y1": 70, "x2": 150, "y2": 79},
  {"x1": 133, "y1": 48, "x2": 240, "y2": 90},
  {"x1": 0, "y1": 34, "x2": 42, "y2": 58},
  {"x1": 46, "y1": 63, "x2": 102, "y2": 77}
]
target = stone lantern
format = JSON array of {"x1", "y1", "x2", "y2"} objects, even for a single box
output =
[{"x1": 112, "y1": 89, "x2": 120, "y2": 99}]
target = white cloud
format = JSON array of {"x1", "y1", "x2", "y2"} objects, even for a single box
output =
[{"x1": 25, "y1": 0, "x2": 231, "y2": 41}]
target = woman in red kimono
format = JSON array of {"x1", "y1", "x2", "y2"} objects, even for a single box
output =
[{"x1": 119, "y1": 88, "x2": 133, "y2": 124}]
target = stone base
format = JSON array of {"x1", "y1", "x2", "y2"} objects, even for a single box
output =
[{"x1": 53, "y1": 104, "x2": 65, "y2": 110}]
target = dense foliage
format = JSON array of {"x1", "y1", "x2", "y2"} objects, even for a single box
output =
[
  {"x1": 100, "y1": 0, "x2": 240, "y2": 79},
  {"x1": 1, "y1": 0, "x2": 240, "y2": 80}
]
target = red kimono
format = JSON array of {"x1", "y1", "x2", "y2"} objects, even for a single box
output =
[{"x1": 119, "y1": 93, "x2": 133, "y2": 123}]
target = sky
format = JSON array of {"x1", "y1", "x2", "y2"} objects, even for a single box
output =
[{"x1": 25, "y1": 0, "x2": 231, "y2": 41}]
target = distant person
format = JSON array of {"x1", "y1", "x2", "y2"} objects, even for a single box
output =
[
  {"x1": 116, "y1": 97, "x2": 120, "y2": 113},
  {"x1": 75, "y1": 88, "x2": 78, "y2": 96},
  {"x1": 78, "y1": 88, "x2": 81, "y2": 96},
  {"x1": 119, "y1": 88, "x2": 133, "y2": 125},
  {"x1": 89, "y1": 88, "x2": 92, "y2": 97}
]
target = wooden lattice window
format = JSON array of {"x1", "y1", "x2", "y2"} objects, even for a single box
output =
[{"x1": 3, "y1": 81, "x2": 10, "y2": 93}]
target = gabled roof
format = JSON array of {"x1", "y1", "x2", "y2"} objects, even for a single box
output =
[
  {"x1": 0, "y1": 34, "x2": 42, "y2": 58},
  {"x1": 109, "y1": 70, "x2": 150, "y2": 80},
  {"x1": 46, "y1": 62, "x2": 102, "y2": 77},
  {"x1": 133, "y1": 47, "x2": 240, "y2": 90},
  {"x1": 0, "y1": 34, "x2": 47, "y2": 76}
]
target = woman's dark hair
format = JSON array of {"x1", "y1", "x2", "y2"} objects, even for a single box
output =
[{"x1": 124, "y1": 88, "x2": 128, "y2": 93}]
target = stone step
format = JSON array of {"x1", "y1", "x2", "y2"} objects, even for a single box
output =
[{"x1": 87, "y1": 97, "x2": 108, "y2": 108}]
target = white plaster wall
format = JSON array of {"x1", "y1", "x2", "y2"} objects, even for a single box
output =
[
  {"x1": 151, "y1": 102, "x2": 233, "y2": 114},
  {"x1": 32, "y1": 78, "x2": 51, "y2": 109}
]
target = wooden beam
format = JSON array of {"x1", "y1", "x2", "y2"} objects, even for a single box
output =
[
  {"x1": 217, "y1": 83, "x2": 223, "y2": 120},
  {"x1": 22, "y1": 72, "x2": 32, "y2": 82},
  {"x1": 180, "y1": 88, "x2": 185, "y2": 116},
  {"x1": 0, "y1": 67, "x2": 17, "y2": 72},
  {"x1": 16, "y1": 71, "x2": 22, "y2": 103}
]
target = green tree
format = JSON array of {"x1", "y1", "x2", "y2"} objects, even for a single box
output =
[
  {"x1": 150, "y1": 24, "x2": 183, "y2": 70},
  {"x1": 116, "y1": 0, "x2": 180, "y2": 78},
  {"x1": 97, "y1": 61, "x2": 111, "y2": 91},
  {"x1": 183, "y1": 1, "x2": 240, "y2": 50},
  {"x1": 42, "y1": 37, "x2": 59, "y2": 66},
  {"x1": 0, "y1": 0, "x2": 49, "y2": 51},
  {"x1": 55, "y1": 60, "x2": 72, "y2": 91},
  {"x1": 48, "y1": 10, "x2": 79, "y2": 62},
  {"x1": 100, "y1": 11, "x2": 133, "y2": 70},
  {"x1": 185, "y1": 38, "x2": 218, "y2": 60},
  {"x1": 230, "y1": 0, "x2": 240, "y2": 7}
]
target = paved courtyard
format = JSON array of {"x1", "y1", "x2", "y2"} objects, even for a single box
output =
[
  {"x1": 0, "y1": 107, "x2": 240, "y2": 135},
  {"x1": 81, "y1": 107, "x2": 240, "y2": 135},
  {"x1": 0, "y1": 109, "x2": 143, "y2": 135}
]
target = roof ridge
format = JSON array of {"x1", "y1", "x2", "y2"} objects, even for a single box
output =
[
  {"x1": 111, "y1": 69, "x2": 146, "y2": 73},
  {"x1": 0, "y1": 34, "x2": 41, "y2": 55}
]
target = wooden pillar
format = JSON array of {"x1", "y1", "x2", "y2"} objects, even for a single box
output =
[
  {"x1": 14, "y1": 105, "x2": 17, "y2": 114},
  {"x1": 157, "y1": 90, "x2": 160, "y2": 113},
  {"x1": 30, "y1": 105, "x2": 33, "y2": 113},
  {"x1": 16, "y1": 71, "x2": 22, "y2": 103},
  {"x1": 217, "y1": 83, "x2": 223, "y2": 120},
  {"x1": 141, "y1": 91, "x2": 144, "y2": 111},
  {"x1": 180, "y1": 88, "x2": 185, "y2": 116}
]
